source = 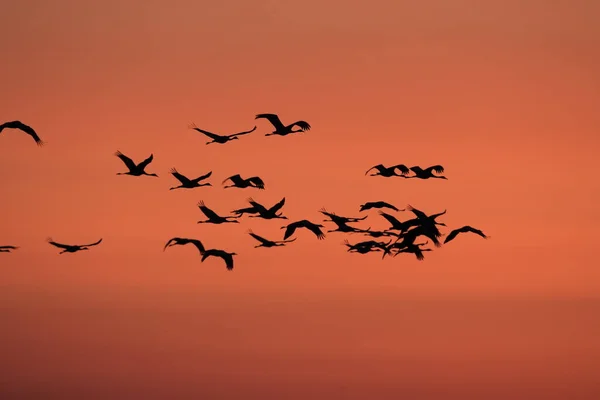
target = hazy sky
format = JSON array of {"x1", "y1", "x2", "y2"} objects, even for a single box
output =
[{"x1": 1, "y1": 0, "x2": 599, "y2": 398}]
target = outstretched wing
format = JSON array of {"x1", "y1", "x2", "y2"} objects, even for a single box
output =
[
  {"x1": 197, "y1": 201, "x2": 222, "y2": 220},
  {"x1": 230, "y1": 126, "x2": 257, "y2": 138},
  {"x1": 247, "y1": 230, "x2": 271, "y2": 245},
  {"x1": 463, "y1": 226, "x2": 488, "y2": 238},
  {"x1": 46, "y1": 237, "x2": 71, "y2": 249},
  {"x1": 80, "y1": 238, "x2": 102, "y2": 247},
  {"x1": 305, "y1": 223, "x2": 326, "y2": 240},
  {"x1": 406, "y1": 205, "x2": 428, "y2": 219},
  {"x1": 365, "y1": 164, "x2": 383, "y2": 175},
  {"x1": 283, "y1": 224, "x2": 298, "y2": 240},
  {"x1": 291, "y1": 121, "x2": 311, "y2": 131},
  {"x1": 378, "y1": 202, "x2": 400, "y2": 211},
  {"x1": 391, "y1": 164, "x2": 410, "y2": 175},
  {"x1": 319, "y1": 207, "x2": 337, "y2": 219},
  {"x1": 443, "y1": 229, "x2": 461, "y2": 244},
  {"x1": 163, "y1": 237, "x2": 179, "y2": 251},
  {"x1": 138, "y1": 154, "x2": 154, "y2": 170},
  {"x1": 255, "y1": 113, "x2": 285, "y2": 130},
  {"x1": 170, "y1": 168, "x2": 192, "y2": 185},
  {"x1": 188, "y1": 239, "x2": 206, "y2": 254},
  {"x1": 268, "y1": 197, "x2": 286, "y2": 214},
  {"x1": 378, "y1": 211, "x2": 402, "y2": 226},
  {"x1": 1, "y1": 120, "x2": 45, "y2": 146},
  {"x1": 0, "y1": 245, "x2": 18, "y2": 250},
  {"x1": 114, "y1": 151, "x2": 137, "y2": 171},
  {"x1": 246, "y1": 198, "x2": 268, "y2": 213},
  {"x1": 247, "y1": 176, "x2": 265, "y2": 189},
  {"x1": 425, "y1": 165, "x2": 445, "y2": 174},
  {"x1": 193, "y1": 170, "x2": 212, "y2": 182},
  {"x1": 188, "y1": 123, "x2": 223, "y2": 140},
  {"x1": 222, "y1": 174, "x2": 243, "y2": 185}
]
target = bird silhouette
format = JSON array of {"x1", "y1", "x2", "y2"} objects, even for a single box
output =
[
  {"x1": 444, "y1": 226, "x2": 489, "y2": 244},
  {"x1": 255, "y1": 113, "x2": 311, "y2": 136},
  {"x1": 281, "y1": 220, "x2": 326, "y2": 240},
  {"x1": 359, "y1": 201, "x2": 403, "y2": 212},
  {"x1": 247, "y1": 229, "x2": 296, "y2": 248},
  {"x1": 344, "y1": 239, "x2": 391, "y2": 254},
  {"x1": 222, "y1": 174, "x2": 265, "y2": 190},
  {"x1": 407, "y1": 165, "x2": 447, "y2": 179},
  {"x1": 0, "y1": 245, "x2": 19, "y2": 253},
  {"x1": 46, "y1": 238, "x2": 102, "y2": 254},
  {"x1": 114, "y1": 151, "x2": 158, "y2": 177},
  {"x1": 365, "y1": 164, "x2": 410, "y2": 177},
  {"x1": 319, "y1": 208, "x2": 367, "y2": 224},
  {"x1": 378, "y1": 211, "x2": 413, "y2": 232},
  {"x1": 163, "y1": 237, "x2": 206, "y2": 254},
  {"x1": 245, "y1": 197, "x2": 287, "y2": 219},
  {"x1": 0, "y1": 120, "x2": 44, "y2": 146},
  {"x1": 188, "y1": 123, "x2": 256, "y2": 144},
  {"x1": 392, "y1": 241, "x2": 432, "y2": 261},
  {"x1": 196, "y1": 201, "x2": 240, "y2": 224},
  {"x1": 201, "y1": 249, "x2": 237, "y2": 270},
  {"x1": 169, "y1": 168, "x2": 212, "y2": 190},
  {"x1": 405, "y1": 205, "x2": 447, "y2": 238}
]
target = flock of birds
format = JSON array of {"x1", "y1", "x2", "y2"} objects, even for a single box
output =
[{"x1": 1, "y1": 115, "x2": 489, "y2": 270}]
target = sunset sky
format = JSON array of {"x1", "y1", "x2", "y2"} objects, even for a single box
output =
[{"x1": 1, "y1": 0, "x2": 599, "y2": 398}]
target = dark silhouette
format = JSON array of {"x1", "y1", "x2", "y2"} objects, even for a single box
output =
[
  {"x1": 0, "y1": 245, "x2": 19, "y2": 253},
  {"x1": 407, "y1": 165, "x2": 447, "y2": 179},
  {"x1": 231, "y1": 205, "x2": 260, "y2": 218},
  {"x1": 255, "y1": 113, "x2": 311, "y2": 136},
  {"x1": 163, "y1": 237, "x2": 206, "y2": 255},
  {"x1": 169, "y1": 168, "x2": 212, "y2": 190},
  {"x1": 359, "y1": 201, "x2": 403, "y2": 212},
  {"x1": 222, "y1": 174, "x2": 265, "y2": 190},
  {"x1": 197, "y1": 201, "x2": 240, "y2": 224},
  {"x1": 378, "y1": 211, "x2": 413, "y2": 233},
  {"x1": 344, "y1": 239, "x2": 391, "y2": 254},
  {"x1": 46, "y1": 237, "x2": 102, "y2": 254},
  {"x1": 365, "y1": 164, "x2": 410, "y2": 177},
  {"x1": 444, "y1": 226, "x2": 489, "y2": 244},
  {"x1": 392, "y1": 241, "x2": 433, "y2": 261},
  {"x1": 245, "y1": 197, "x2": 287, "y2": 219},
  {"x1": 188, "y1": 123, "x2": 257, "y2": 144},
  {"x1": 0, "y1": 120, "x2": 44, "y2": 146},
  {"x1": 247, "y1": 229, "x2": 296, "y2": 248},
  {"x1": 201, "y1": 249, "x2": 236, "y2": 270},
  {"x1": 393, "y1": 225, "x2": 443, "y2": 249},
  {"x1": 360, "y1": 228, "x2": 401, "y2": 239},
  {"x1": 114, "y1": 151, "x2": 158, "y2": 177},
  {"x1": 281, "y1": 220, "x2": 326, "y2": 240},
  {"x1": 325, "y1": 219, "x2": 369, "y2": 234},
  {"x1": 319, "y1": 208, "x2": 367, "y2": 224},
  {"x1": 406, "y1": 205, "x2": 447, "y2": 239}
]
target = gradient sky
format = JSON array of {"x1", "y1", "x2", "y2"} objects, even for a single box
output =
[{"x1": 1, "y1": 0, "x2": 599, "y2": 398}]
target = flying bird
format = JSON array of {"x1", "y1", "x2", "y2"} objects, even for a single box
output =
[
  {"x1": 0, "y1": 245, "x2": 19, "y2": 253},
  {"x1": 201, "y1": 249, "x2": 237, "y2": 270},
  {"x1": 114, "y1": 151, "x2": 158, "y2": 177},
  {"x1": 319, "y1": 208, "x2": 367, "y2": 224},
  {"x1": 255, "y1": 113, "x2": 311, "y2": 136},
  {"x1": 247, "y1": 230, "x2": 296, "y2": 248},
  {"x1": 222, "y1": 174, "x2": 265, "y2": 190},
  {"x1": 359, "y1": 201, "x2": 402, "y2": 212},
  {"x1": 246, "y1": 197, "x2": 287, "y2": 219},
  {"x1": 196, "y1": 201, "x2": 240, "y2": 224},
  {"x1": 188, "y1": 123, "x2": 256, "y2": 144},
  {"x1": 0, "y1": 120, "x2": 44, "y2": 146},
  {"x1": 281, "y1": 220, "x2": 326, "y2": 240},
  {"x1": 392, "y1": 242, "x2": 433, "y2": 261},
  {"x1": 46, "y1": 238, "x2": 102, "y2": 254},
  {"x1": 444, "y1": 226, "x2": 489, "y2": 244},
  {"x1": 407, "y1": 165, "x2": 447, "y2": 180},
  {"x1": 163, "y1": 237, "x2": 206, "y2": 255},
  {"x1": 365, "y1": 164, "x2": 410, "y2": 177},
  {"x1": 169, "y1": 168, "x2": 212, "y2": 190}
]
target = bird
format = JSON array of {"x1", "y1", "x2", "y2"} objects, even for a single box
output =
[
  {"x1": 343, "y1": 240, "x2": 383, "y2": 254},
  {"x1": 196, "y1": 201, "x2": 240, "y2": 224},
  {"x1": 247, "y1": 230, "x2": 296, "y2": 248},
  {"x1": 365, "y1": 164, "x2": 410, "y2": 177},
  {"x1": 222, "y1": 174, "x2": 265, "y2": 190},
  {"x1": 392, "y1": 242, "x2": 433, "y2": 261},
  {"x1": 444, "y1": 226, "x2": 489, "y2": 244},
  {"x1": 359, "y1": 201, "x2": 403, "y2": 212},
  {"x1": 378, "y1": 211, "x2": 413, "y2": 232},
  {"x1": 246, "y1": 197, "x2": 287, "y2": 219},
  {"x1": 201, "y1": 249, "x2": 237, "y2": 270},
  {"x1": 46, "y1": 238, "x2": 103, "y2": 254},
  {"x1": 281, "y1": 220, "x2": 326, "y2": 240},
  {"x1": 0, "y1": 120, "x2": 44, "y2": 146},
  {"x1": 231, "y1": 205, "x2": 261, "y2": 218},
  {"x1": 319, "y1": 208, "x2": 367, "y2": 224},
  {"x1": 188, "y1": 123, "x2": 257, "y2": 144},
  {"x1": 169, "y1": 168, "x2": 212, "y2": 190},
  {"x1": 407, "y1": 165, "x2": 447, "y2": 179},
  {"x1": 163, "y1": 237, "x2": 206, "y2": 255},
  {"x1": 405, "y1": 205, "x2": 447, "y2": 237},
  {"x1": 114, "y1": 151, "x2": 158, "y2": 177},
  {"x1": 0, "y1": 245, "x2": 19, "y2": 253},
  {"x1": 325, "y1": 219, "x2": 369, "y2": 234},
  {"x1": 255, "y1": 113, "x2": 311, "y2": 136}
]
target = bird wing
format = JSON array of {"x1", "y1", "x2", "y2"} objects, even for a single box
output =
[
  {"x1": 283, "y1": 224, "x2": 298, "y2": 240},
  {"x1": 425, "y1": 165, "x2": 445, "y2": 174},
  {"x1": 365, "y1": 164, "x2": 383, "y2": 175},
  {"x1": 406, "y1": 205, "x2": 427, "y2": 219},
  {"x1": 189, "y1": 239, "x2": 206, "y2": 254},
  {"x1": 409, "y1": 166, "x2": 423, "y2": 174},
  {"x1": 246, "y1": 198, "x2": 268, "y2": 213},
  {"x1": 430, "y1": 210, "x2": 447, "y2": 219},
  {"x1": 248, "y1": 230, "x2": 271, "y2": 245},
  {"x1": 222, "y1": 174, "x2": 243, "y2": 185},
  {"x1": 268, "y1": 197, "x2": 286, "y2": 214},
  {"x1": 391, "y1": 164, "x2": 410, "y2": 175},
  {"x1": 4, "y1": 121, "x2": 45, "y2": 146},
  {"x1": 193, "y1": 171, "x2": 213, "y2": 182},
  {"x1": 443, "y1": 230, "x2": 460, "y2": 244},
  {"x1": 0, "y1": 245, "x2": 18, "y2": 249},
  {"x1": 223, "y1": 253, "x2": 234, "y2": 270},
  {"x1": 291, "y1": 121, "x2": 311, "y2": 131},
  {"x1": 188, "y1": 124, "x2": 223, "y2": 140},
  {"x1": 230, "y1": 126, "x2": 257, "y2": 137},
  {"x1": 255, "y1": 113, "x2": 285, "y2": 130},
  {"x1": 138, "y1": 154, "x2": 154, "y2": 170},
  {"x1": 80, "y1": 238, "x2": 102, "y2": 247},
  {"x1": 197, "y1": 202, "x2": 222, "y2": 220},
  {"x1": 163, "y1": 237, "x2": 179, "y2": 251},
  {"x1": 319, "y1": 208, "x2": 336, "y2": 219},
  {"x1": 247, "y1": 176, "x2": 265, "y2": 189},
  {"x1": 462, "y1": 226, "x2": 488, "y2": 238},
  {"x1": 349, "y1": 215, "x2": 368, "y2": 222},
  {"x1": 46, "y1": 238, "x2": 71, "y2": 249},
  {"x1": 114, "y1": 151, "x2": 137, "y2": 171},
  {"x1": 378, "y1": 202, "x2": 399, "y2": 211},
  {"x1": 305, "y1": 222, "x2": 326, "y2": 240},
  {"x1": 279, "y1": 238, "x2": 297, "y2": 244},
  {"x1": 378, "y1": 211, "x2": 402, "y2": 226},
  {"x1": 169, "y1": 168, "x2": 192, "y2": 185}
]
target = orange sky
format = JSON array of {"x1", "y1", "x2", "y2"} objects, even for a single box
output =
[{"x1": 1, "y1": 0, "x2": 599, "y2": 398}]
